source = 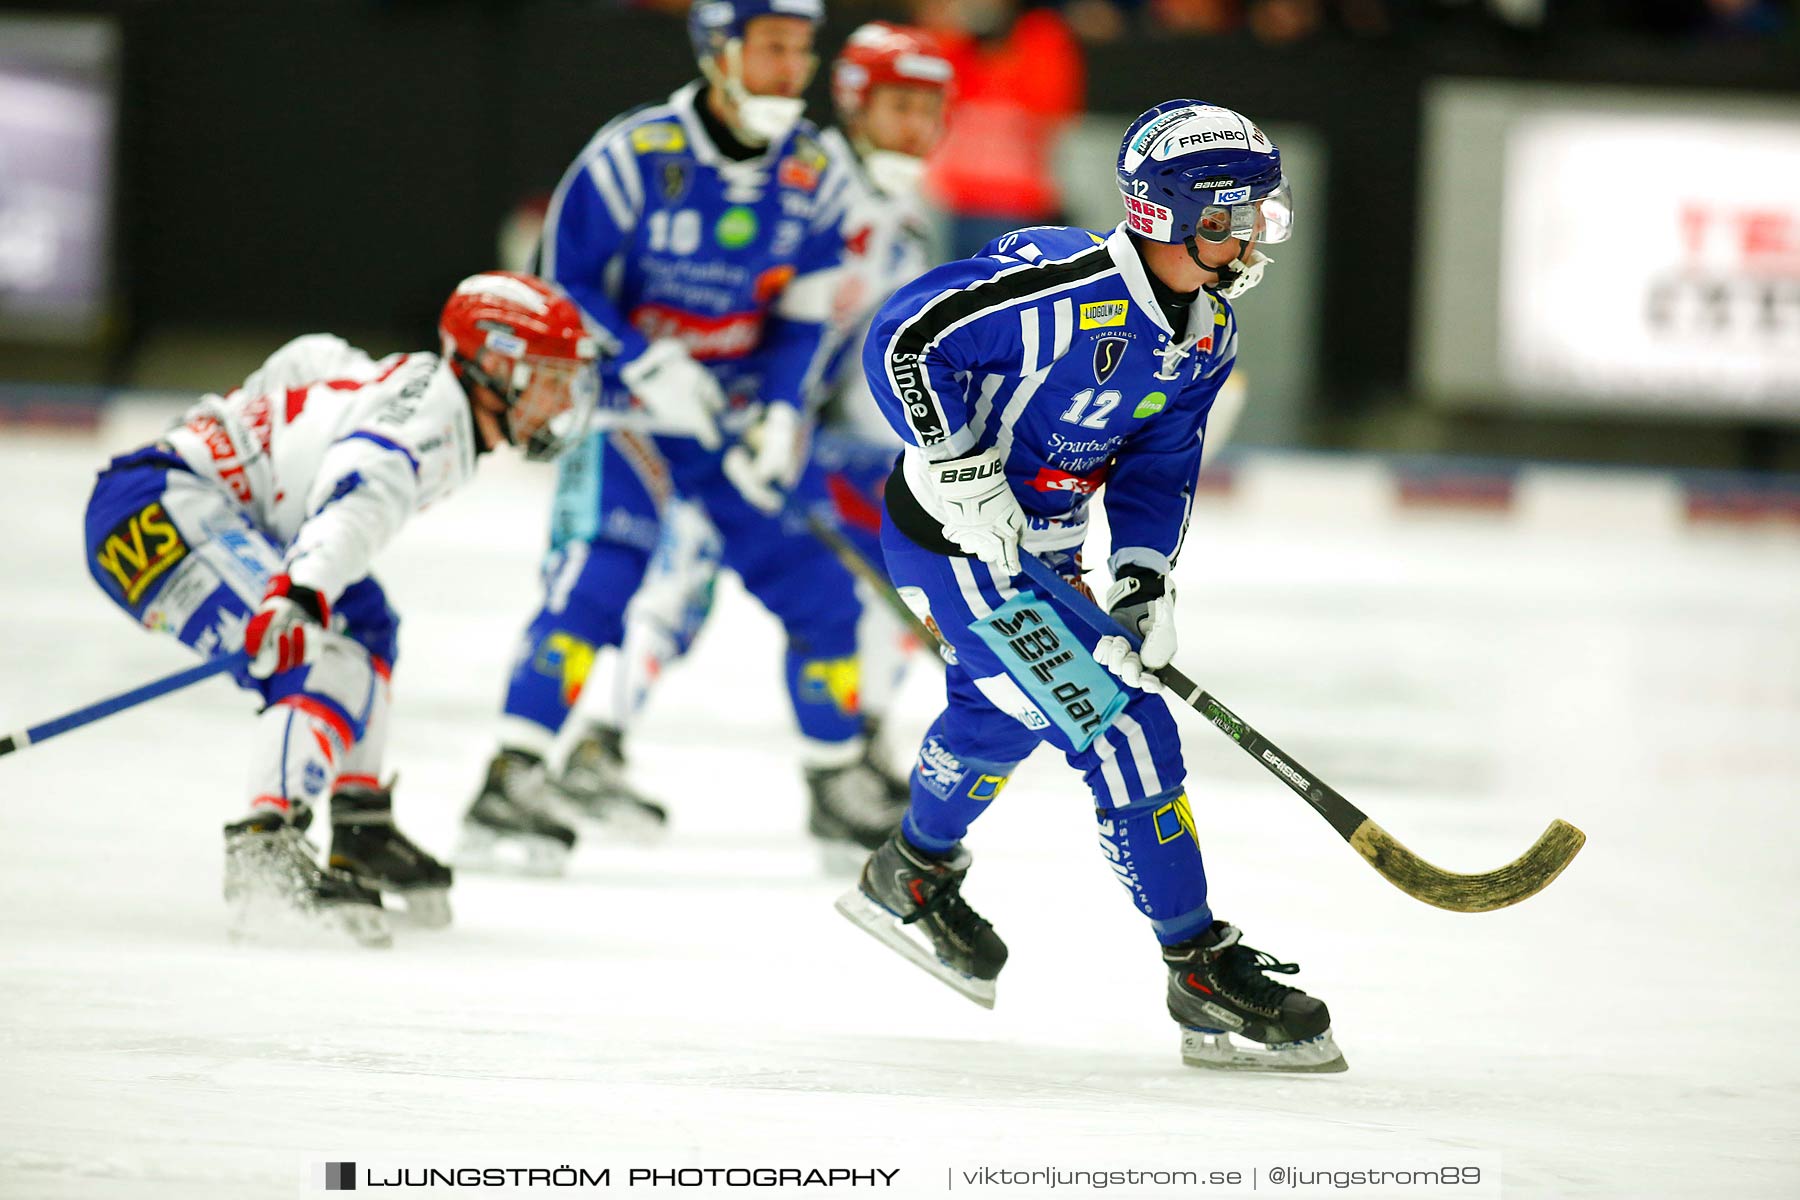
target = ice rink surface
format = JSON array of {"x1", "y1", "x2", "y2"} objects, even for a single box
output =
[{"x1": 2, "y1": 415, "x2": 1798, "y2": 1199}]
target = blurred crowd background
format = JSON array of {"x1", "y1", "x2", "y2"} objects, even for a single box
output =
[{"x1": 2, "y1": 0, "x2": 1797, "y2": 472}]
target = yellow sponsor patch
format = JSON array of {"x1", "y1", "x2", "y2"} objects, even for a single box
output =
[
  {"x1": 1153, "y1": 793, "x2": 1198, "y2": 845},
  {"x1": 969, "y1": 774, "x2": 1010, "y2": 802},
  {"x1": 539, "y1": 632, "x2": 597, "y2": 706},
  {"x1": 630, "y1": 122, "x2": 686, "y2": 155},
  {"x1": 1080, "y1": 300, "x2": 1129, "y2": 329},
  {"x1": 94, "y1": 500, "x2": 187, "y2": 605},
  {"x1": 800, "y1": 655, "x2": 861, "y2": 714}
]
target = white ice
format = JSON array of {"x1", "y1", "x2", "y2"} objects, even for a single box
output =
[{"x1": 2, "y1": 410, "x2": 1797, "y2": 1198}]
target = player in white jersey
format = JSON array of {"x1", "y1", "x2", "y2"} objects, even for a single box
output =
[
  {"x1": 535, "y1": 23, "x2": 953, "y2": 852},
  {"x1": 818, "y1": 21, "x2": 948, "y2": 441},
  {"x1": 82, "y1": 273, "x2": 598, "y2": 946}
]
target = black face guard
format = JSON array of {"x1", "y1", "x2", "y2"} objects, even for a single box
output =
[
  {"x1": 453, "y1": 350, "x2": 588, "y2": 462},
  {"x1": 1184, "y1": 235, "x2": 1246, "y2": 289}
]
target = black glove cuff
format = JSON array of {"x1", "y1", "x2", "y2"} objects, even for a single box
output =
[
  {"x1": 288, "y1": 584, "x2": 328, "y2": 625},
  {"x1": 1110, "y1": 564, "x2": 1167, "y2": 610}
]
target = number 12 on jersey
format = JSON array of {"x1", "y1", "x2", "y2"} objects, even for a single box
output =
[{"x1": 1060, "y1": 388, "x2": 1120, "y2": 430}]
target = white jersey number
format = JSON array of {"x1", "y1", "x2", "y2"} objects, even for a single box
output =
[
  {"x1": 1059, "y1": 388, "x2": 1121, "y2": 430},
  {"x1": 647, "y1": 209, "x2": 703, "y2": 256}
]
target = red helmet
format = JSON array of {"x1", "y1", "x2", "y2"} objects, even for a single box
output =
[
  {"x1": 438, "y1": 271, "x2": 600, "y2": 460},
  {"x1": 830, "y1": 22, "x2": 954, "y2": 121}
]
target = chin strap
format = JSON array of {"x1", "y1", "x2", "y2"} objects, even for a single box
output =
[
  {"x1": 1184, "y1": 237, "x2": 1273, "y2": 300},
  {"x1": 450, "y1": 353, "x2": 515, "y2": 455},
  {"x1": 706, "y1": 46, "x2": 806, "y2": 146},
  {"x1": 856, "y1": 143, "x2": 926, "y2": 197}
]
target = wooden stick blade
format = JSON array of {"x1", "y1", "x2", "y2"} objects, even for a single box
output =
[{"x1": 1348, "y1": 818, "x2": 1587, "y2": 912}]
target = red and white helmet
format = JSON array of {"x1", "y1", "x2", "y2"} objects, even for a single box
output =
[
  {"x1": 439, "y1": 271, "x2": 600, "y2": 461},
  {"x1": 830, "y1": 22, "x2": 954, "y2": 122}
]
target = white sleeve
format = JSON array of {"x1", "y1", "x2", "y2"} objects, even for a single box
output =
[
  {"x1": 282, "y1": 438, "x2": 419, "y2": 602},
  {"x1": 279, "y1": 359, "x2": 461, "y2": 600},
  {"x1": 238, "y1": 334, "x2": 380, "y2": 399}
]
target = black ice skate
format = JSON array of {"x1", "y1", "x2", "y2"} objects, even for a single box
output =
[
  {"x1": 457, "y1": 749, "x2": 576, "y2": 877},
  {"x1": 1164, "y1": 921, "x2": 1346, "y2": 1073},
  {"x1": 835, "y1": 833, "x2": 1007, "y2": 1008},
  {"x1": 807, "y1": 758, "x2": 906, "y2": 872},
  {"x1": 328, "y1": 779, "x2": 453, "y2": 928},
  {"x1": 859, "y1": 716, "x2": 912, "y2": 808},
  {"x1": 545, "y1": 725, "x2": 669, "y2": 842},
  {"x1": 223, "y1": 810, "x2": 390, "y2": 948}
]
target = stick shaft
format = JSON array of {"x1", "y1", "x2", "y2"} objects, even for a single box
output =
[
  {"x1": 1012, "y1": 556, "x2": 1369, "y2": 838},
  {"x1": 1012, "y1": 555, "x2": 1584, "y2": 912},
  {"x1": 1, "y1": 651, "x2": 249, "y2": 758},
  {"x1": 805, "y1": 513, "x2": 946, "y2": 654}
]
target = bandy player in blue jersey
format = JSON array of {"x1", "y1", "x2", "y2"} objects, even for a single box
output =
[
  {"x1": 510, "y1": 24, "x2": 955, "y2": 854},
  {"x1": 836, "y1": 102, "x2": 1347, "y2": 1073},
  {"x1": 458, "y1": 0, "x2": 901, "y2": 874}
]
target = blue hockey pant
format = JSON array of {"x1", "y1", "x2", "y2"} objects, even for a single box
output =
[
  {"x1": 881, "y1": 518, "x2": 1212, "y2": 945},
  {"x1": 500, "y1": 432, "x2": 864, "y2": 751}
]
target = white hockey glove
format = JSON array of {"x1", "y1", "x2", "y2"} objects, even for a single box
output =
[
  {"x1": 722, "y1": 401, "x2": 805, "y2": 515},
  {"x1": 618, "y1": 338, "x2": 725, "y2": 450},
  {"x1": 244, "y1": 575, "x2": 328, "y2": 679},
  {"x1": 1093, "y1": 565, "x2": 1176, "y2": 693},
  {"x1": 924, "y1": 447, "x2": 1025, "y2": 577}
]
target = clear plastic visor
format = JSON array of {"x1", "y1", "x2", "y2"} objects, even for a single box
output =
[
  {"x1": 1195, "y1": 178, "x2": 1294, "y2": 246},
  {"x1": 513, "y1": 357, "x2": 599, "y2": 462}
]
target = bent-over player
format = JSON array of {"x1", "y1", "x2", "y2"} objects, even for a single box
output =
[{"x1": 83, "y1": 273, "x2": 598, "y2": 946}]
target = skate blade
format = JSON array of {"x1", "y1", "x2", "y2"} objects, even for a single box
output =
[
  {"x1": 392, "y1": 886, "x2": 452, "y2": 929},
  {"x1": 815, "y1": 839, "x2": 872, "y2": 878},
  {"x1": 571, "y1": 798, "x2": 670, "y2": 846},
  {"x1": 227, "y1": 891, "x2": 392, "y2": 950},
  {"x1": 455, "y1": 824, "x2": 570, "y2": 878},
  {"x1": 834, "y1": 887, "x2": 997, "y2": 1010},
  {"x1": 1179, "y1": 1026, "x2": 1348, "y2": 1074}
]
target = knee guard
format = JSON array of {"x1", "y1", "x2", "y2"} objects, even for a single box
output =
[
  {"x1": 250, "y1": 633, "x2": 382, "y2": 815},
  {"x1": 1095, "y1": 787, "x2": 1213, "y2": 945}
]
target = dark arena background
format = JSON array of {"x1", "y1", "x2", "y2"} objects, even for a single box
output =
[{"x1": 1, "y1": 2, "x2": 1796, "y2": 1197}]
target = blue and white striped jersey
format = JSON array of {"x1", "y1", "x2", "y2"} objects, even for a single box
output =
[
  {"x1": 541, "y1": 80, "x2": 856, "y2": 419},
  {"x1": 864, "y1": 223, "x2": 1237, "y2": 574}
]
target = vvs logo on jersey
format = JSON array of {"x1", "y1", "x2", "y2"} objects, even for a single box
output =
[
  {"x1": 94, "y1": 500, "x2": 188, "y2": 606},
  {"x1": 1093, "y1": 336, "x2": 1129, "y2": 385}
]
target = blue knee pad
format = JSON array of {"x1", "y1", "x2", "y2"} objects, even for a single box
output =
[{"x1": 1096, "y1": 786, "x2": 1213, "y2": 945}]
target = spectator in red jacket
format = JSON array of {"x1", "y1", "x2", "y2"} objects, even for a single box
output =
[{"x1": 914, "y1": 0, "x2": 1086, "y2": 256}]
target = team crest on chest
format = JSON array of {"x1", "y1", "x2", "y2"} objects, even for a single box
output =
[
  {"x1": 1093, "y1": 336, "x2": 1129, "y2": 385},
  {"x1": 660, "y1": 160, "x2": 690, "y2": 203}
]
